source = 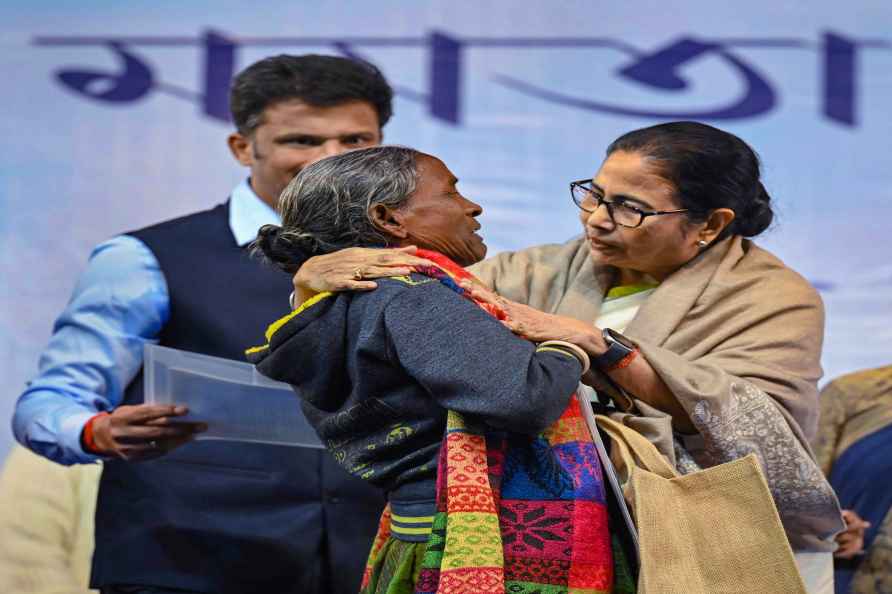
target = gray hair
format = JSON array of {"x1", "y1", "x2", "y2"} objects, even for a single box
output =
[{"x1": 254, "y1": 146, "x2": 420, "y2": 272}]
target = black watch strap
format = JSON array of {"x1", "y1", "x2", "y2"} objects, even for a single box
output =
[{"x1": 592, "y1": 328, "x2": 636, "y2": 370}]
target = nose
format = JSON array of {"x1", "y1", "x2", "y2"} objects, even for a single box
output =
[
  {"x1": 319, "y1": 140, "x2": 345, "y2": 159},
  {"x1": 584, "y1": 201, "x2": 614, "y2": 230},
  {"x1": 464, "y1": 197, "x2": 483, "y2": 217}
]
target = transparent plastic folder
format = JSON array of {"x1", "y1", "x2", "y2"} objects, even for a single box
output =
[{"x1": 144, "y1": 344, "x2": 323, "y2": 448}]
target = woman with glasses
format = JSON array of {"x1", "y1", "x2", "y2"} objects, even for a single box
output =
[{"x1": 291, "y1": 122, "x2": 844, "y2": 593}]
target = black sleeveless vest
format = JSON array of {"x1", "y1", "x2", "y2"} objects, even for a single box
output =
[{"x1": 91, "y1": 203, "x2": 384, "y2": 594}]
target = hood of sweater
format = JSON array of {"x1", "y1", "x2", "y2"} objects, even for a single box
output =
[{"x1": 247, "y1": 291, "x2": 352, "y2": 413}]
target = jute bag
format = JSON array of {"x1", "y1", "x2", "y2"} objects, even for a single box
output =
[{"x1": 594, "y1": 414, "x2": 808, "y2": 594}]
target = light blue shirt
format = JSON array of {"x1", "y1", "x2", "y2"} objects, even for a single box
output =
[{"x1": 12, "y1": 180, "x2": 279, "y2": 465}]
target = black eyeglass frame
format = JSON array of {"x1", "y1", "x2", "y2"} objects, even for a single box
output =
[{"x1": 569, "y1": 179, "x2": 689, "y2": 229}]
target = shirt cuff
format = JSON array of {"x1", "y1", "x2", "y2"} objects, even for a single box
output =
[{"x1": 59, "y1": 410, "x2": 107, "y2": 463}]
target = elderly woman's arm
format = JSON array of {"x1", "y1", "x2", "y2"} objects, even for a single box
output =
[{"x1": 382, "y1": 281, "x2": 584, "y2": 435}]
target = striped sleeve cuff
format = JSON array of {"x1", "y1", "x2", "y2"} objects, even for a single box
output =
[{"x1": 536, "y1": 340, "x2": 590, "y2": 375}]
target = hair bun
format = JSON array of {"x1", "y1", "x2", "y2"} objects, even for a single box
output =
[
  {"x1": 251, "y1": 224, "x2": 312, "y2": 274},
  {"x1": 255, "y1": 223, "x2": 281, "y2": 243},
  {"x1": 734, "y1": 182, "x2": 774, "y2": 237}
]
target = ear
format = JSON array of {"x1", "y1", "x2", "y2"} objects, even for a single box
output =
[
  {"x1": 698, "y1": 208, "x2": 736, "y2": 244},
  {"x1": 369, "y1": 204, "x2": 409, "y2": 241},
  {"x1": 227, "y1": 132, "x2": 254, "y2": 167}
]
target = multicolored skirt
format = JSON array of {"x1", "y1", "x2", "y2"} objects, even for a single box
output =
[
  {"x1": 361, "y1": 398, "x2": 636, "y2": 594},
  {"x1": 362, "y1": 535, "x2": 429, "y2": 594},
  {"x1": 361, "y1": 522, "x2": 636, "y2": 594}
]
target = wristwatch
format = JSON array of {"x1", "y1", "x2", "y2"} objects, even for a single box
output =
[{"x1": 592, "y1": 328, "x2": 636, "y2": 370}]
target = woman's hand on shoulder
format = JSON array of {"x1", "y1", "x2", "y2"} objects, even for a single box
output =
[
  {"x1": 461, "y1": 281, "x2": 606, "y2": 354},
  {"x1": 292, "y1": 246, "x2": 436, "y2": 306}
]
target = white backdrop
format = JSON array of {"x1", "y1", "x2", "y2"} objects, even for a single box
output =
[{"x1": 2, "y1": 0, "x2": 891, "y2": 460}]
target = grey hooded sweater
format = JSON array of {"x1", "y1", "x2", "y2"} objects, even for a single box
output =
[{"x1": 249, "y1": 274, "x2": 581, "y2": 516}]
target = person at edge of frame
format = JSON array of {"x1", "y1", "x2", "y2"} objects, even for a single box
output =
[{"x1": 12, "y1": 53, "x2": 417, "y2": 594}]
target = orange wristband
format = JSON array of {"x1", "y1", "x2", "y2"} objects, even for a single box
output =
[
  {"x1": 81, "y1": 412, "x2": 109, "y2": 454},
  {"x1": 603, "y1": 347, "x2": 639, "y2": 372}
]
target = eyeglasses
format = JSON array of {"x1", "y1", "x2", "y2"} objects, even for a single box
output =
[{"x1": 570, "y1": 179, "x2": 688, "y2": 229}]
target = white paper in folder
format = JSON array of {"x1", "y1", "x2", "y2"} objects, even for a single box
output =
[{"x1": 143, "y1": 344, "x2": 323, "y2": 448}]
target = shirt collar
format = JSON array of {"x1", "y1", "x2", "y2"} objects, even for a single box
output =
[{"x1": 229, "y1": 178, "x2": 281, "y2": 246}]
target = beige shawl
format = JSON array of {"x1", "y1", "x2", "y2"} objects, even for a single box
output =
[{"x1": 469, "y1": 235, "x2": 844, "y2": 551}]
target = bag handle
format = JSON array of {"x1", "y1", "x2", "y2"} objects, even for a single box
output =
[{"x1": 595, "y1": 414, "x2": 678, "y2": 479}]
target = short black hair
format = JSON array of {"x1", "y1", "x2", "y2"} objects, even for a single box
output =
[
  {"x1": 607, "y1": 121, "x2": 774, "y2": 240},
  {"x1": 230, "y1": 54, "x2": 394, "y2": 136}
]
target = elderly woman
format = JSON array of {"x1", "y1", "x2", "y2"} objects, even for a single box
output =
[
  {"x1": 294, "y1": 122, "x2": 845, "y2": 592},
  {"x1": 247, "y1": 146, "x2": 617, "y2": 594}
]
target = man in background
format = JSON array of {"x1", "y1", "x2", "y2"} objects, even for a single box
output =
[
  {"x1": 13, "y1": 54, "x2": 394, "y2": 594},
  {"x1": 813, "y1": 365, "x2": 892, "y2": 594}
]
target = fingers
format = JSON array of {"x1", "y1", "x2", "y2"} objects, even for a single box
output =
[
  {"x1": 834, "y1": 542, "x2": 864, "y2": 559},
  {"x1": 460, "y1": 280, "x2": 501, "y2": 305},
  {"x1": 842, "y1": 509, "x2": 871, "y2": 531},
  {"x1": 834, "y1": 513, "x2": 867, "y2": 559},
  {"x1": 326, "y1": 279, "x2": 379, "y2": 292},
  {"x1": 849, "y1": 520, "x2": 871, "y2": 533},
  {"x1": 837, "y1": 532, "x2": 859, "y2": 545},
  {"x1": 97, "y1": 405, "x2": 206, "y2": 460},
  {"x1": 114, "y1": 423, "x2": 206, "y2": 444},
  {"x1": 500, "y1": 319, "x2": 528, "y2": 339},
  {"x1": 354, "y1": 265, "x2": 414, "y2": 279},
  {"x1": 117, "y1": 432, "x2": 198, "y2": 461},
  {"x1": 459, "y1": 280, "x2": 526, "y2": 336},
  {"x1": 343, "y1": 246, "x2": 434, "y2": 268},
  {"x1": 117, "y1": 404, "x2": 189, "y2": 424},
  {"x1": 370, "y1": 253, "x2": 434, "y2": 268},
  {"x1": 351, "y1": 281, "x2": 380, "y2": 291},
  {"x1": 144, "y1": 415, "x2": 204, "y2": 427}
]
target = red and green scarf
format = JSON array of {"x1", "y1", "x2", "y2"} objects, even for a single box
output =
[{"x1": 361, "y1": 249, "x2": 617, "y2": 594}]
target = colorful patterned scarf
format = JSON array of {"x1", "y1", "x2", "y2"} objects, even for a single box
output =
[{"x1": 361, "y1": 249, "x2": 615, "y2": 594}]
